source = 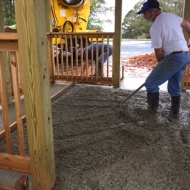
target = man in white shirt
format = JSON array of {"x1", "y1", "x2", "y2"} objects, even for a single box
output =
[{"x1": 137, "y1": 0, "x2": 190, "y2": 119}]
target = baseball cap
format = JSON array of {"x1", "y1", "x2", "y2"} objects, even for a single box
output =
[{"x1": 137, "y1": 0, "x2": 160, "y2": 14}]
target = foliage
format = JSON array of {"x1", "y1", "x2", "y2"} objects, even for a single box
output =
[
  {"x1": 87, "y1": 0, "x2": 114, "y2": 31},
  {"x1": 1, "y1": 0, "x2": 113, "y2": 31},
  {"x1": 2, "y1": 0, "x2": 16, "y2": 26},
  {"x1": 122, "y1": 0, "x2": 184, "y2": 39}
]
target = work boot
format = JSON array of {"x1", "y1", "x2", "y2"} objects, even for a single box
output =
[
  {"x1": 169, "y1": 96, "x2": 180, "y2": 119},
  {"x1": 147, "y1": 92, "x2": 159, "y2": 113}
]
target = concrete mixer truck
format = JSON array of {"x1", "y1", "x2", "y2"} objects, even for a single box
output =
[
  {"x1": 51, "y1": 0, "x2": 91, "y2": 33},
  {"x1": 51, "y1": 0, "x2": 100, "y2": 49}
]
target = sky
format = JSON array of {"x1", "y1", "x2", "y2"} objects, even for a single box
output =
[{"x1": 102, "y1": 0, "x2": 140, "y2": 32}]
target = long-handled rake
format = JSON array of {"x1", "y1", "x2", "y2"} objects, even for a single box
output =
[{"x1": 112, "y1": 83, "x2": 145, "y2": 114}]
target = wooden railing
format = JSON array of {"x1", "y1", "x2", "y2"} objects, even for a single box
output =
[
  {"x1": 0, "y1": 32, "x2": 117, "y2": 178},
  {"x1": 184, "y1": 64, "x2": 190, "y2": 89},
  {"x1": 0, "y1": 33, "x2": 31, "y2": 175},
  {"x1": 47, "y1": 32, "x2": 117, "y2": 85},
  {"x1": 183, "y1": 44, "x2": 190, "y2": 89}
]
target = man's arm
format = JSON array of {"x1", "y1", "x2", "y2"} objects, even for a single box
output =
[
  {"x1": 4, "y1": 26, "x2": 17, "y2": 33},
  {"x1": 154, "y1": 48, "x2": 164, "y2": 62},
  {"x1": 181, "y1": 19, "x2": 190, "y2": 37}
]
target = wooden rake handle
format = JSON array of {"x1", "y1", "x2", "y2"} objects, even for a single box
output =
[{"x1": 122, "y1": 83, "x2": 145, "y2": 104}]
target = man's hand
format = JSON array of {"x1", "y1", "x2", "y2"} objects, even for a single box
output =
[
  {"x1": 81, "y1": 60, "x2": 92, "y2": 75},
  {"x1": 81, "y1": 62, "x2": 87, "y2": 75},
  {"x1": 154, "y1": 48, "x2": 164, "y2": 62}
]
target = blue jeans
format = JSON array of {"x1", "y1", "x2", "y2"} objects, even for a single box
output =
[
  {"x1": 84, "y1": 43, "x2": 113, "y2": 68},
  {"x1": 145, "y1": 52, "x2": 190, "y2": 96},
  {"x1": 97, "y1": 45, "x2": 113, "y2": 69}
]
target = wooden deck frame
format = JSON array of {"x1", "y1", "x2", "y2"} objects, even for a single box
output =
[
  {"x1": 0, "y1": 0, "x2": 190, "y2": 189},
  {"x1": 0, "y1": 153, "x2": 31, "y2": 175},
  {"x1": 55, "y1": 75, "x2": 113, "y2": 85}
]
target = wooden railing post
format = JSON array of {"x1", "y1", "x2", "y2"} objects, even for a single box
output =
[
  {"x1": 181, "y1": 0, "x2": 190, "y2": 89},
  {"x1": 113, "y1": 0, "x2": 122, "y2": 88},
  {"x1": 14, "y1": 0, "x2": 56, "y2": 189}
]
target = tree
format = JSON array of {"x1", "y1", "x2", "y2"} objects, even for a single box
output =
[
  {"x1": 87, "y1": 0, "x2": 114, "y2": 31},
  {"x1": 2, "y1": 0, "x2": 113, "y2": 31},
  {"x1": 159, "y1": 0, "x2": 184, "y2": 16},
  {"x1": 2, "y1": 0, "x2": 16, "y2": 25},
  {"x1": 122, "y1": 0, "x2": 184, "y2": 39}
]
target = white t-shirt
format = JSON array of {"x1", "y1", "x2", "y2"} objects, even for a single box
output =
[{"x1": 150, "y1": 12, "x2": 188, "y2": 57}]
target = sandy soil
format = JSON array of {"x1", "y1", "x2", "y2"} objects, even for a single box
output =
[
  {"x1": 121, "y1": 53, "x2": 157, "y2": 78},
  {"x1": 51, "y1": 84, "x2": 190, "y2": 190}
]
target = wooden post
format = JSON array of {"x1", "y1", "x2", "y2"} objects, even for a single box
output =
[
  {"x1": 44, "y1": 0, "x2": 52, "y2": 32},
  {"x1": 113, "y1": 0, "x2": 122, "y2": 88},
  {"x1": 182, "y1": 0, "x2": 190, "y2": 41},
  {"x1": 14, "y1": 0, "x2": 56, "y2": 190},
  {"x1": 0, "y1": 0, "x2": 13, "y2": 104},
  {"x1": 44, "y1": 0, "x2": 54, "y2": 82},
  {"x1": 181, "y1": 0, "x2": 190, "y2": 89}
]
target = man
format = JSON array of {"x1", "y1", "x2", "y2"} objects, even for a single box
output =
[
  {"x1": 4, "y1": 24, "x2": 17, "y2": 33},
  {"x1": 78, "y1": 42, "x2": 113, "y2": 76},
  {"x1": 137, "y1": 0, "x2": 190, "y2": 119}
]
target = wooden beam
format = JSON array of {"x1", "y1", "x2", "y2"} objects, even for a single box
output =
[
  {"x1": 0, "y1": 41, "x2": 19, "y2": 51},
  {"x1": 54, "y1": 75, "x2": 113, "y2": 85},
  {"x1": 44, "y1": 0, "x2": 52, "y2": 32},
  {"x1": 14, "y1": 0, "x2": 56, "y2": 190},
  {"x1": 10, "y1": 52, "x2": 25, "y2": 156},
  {"x1": 0, "y1": 185, "x2": 14, "y2": 190},
  {"x1": 51, "y1": 82, "x2": 75, "y2": 101},
  {"x1": 113, "y1": 0, "x2": 122, "y2": 88},
  {"x1": 0, "y1": 52, "x2": 13, "y2": 154},
  {"x1": 0, "y1": 153, "x2": 31, "y2": 174},
  {"x1": 49, "y1": 32, "x2": 114, "y2": 37},
  {"x1": 0, "y1": 116, "x2": 26, "y2": 139},
  {"x1": 0, "y1": 33, "x2": 18, "y2": 40},
  {"x1": 182, "y1": 0, "x2": 190, "y2": 89}
]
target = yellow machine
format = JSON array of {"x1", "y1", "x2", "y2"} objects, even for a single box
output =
[
  {"x1": 51, "y1": 0, "x2": 100, "y2": 48},
  {"x1": 51, "y1": 0, "x2": 91, "y2": 33}
]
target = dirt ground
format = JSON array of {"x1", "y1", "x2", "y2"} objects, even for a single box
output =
[
  {"x1": 51, "y1": 84, "x2": 190, "y2": 190},
  {"x1": 121, "y1": 53, "x2": 157, "y2": 77}
]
